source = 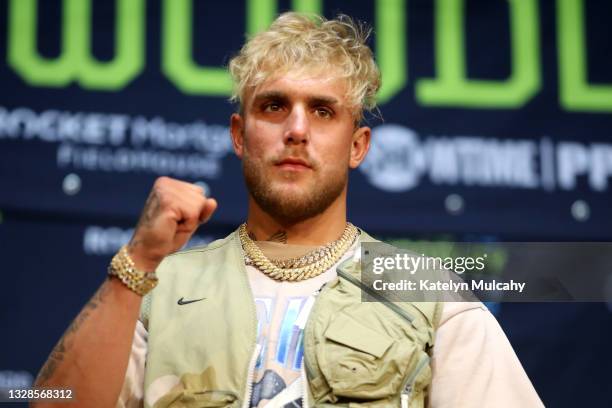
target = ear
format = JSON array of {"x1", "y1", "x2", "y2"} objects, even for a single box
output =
[
  {"x1": 349, "y1": 126, "x2": 371, "y2": 169},
  {"x1": 230, "y1": 113, "x2": 245, "y2": 158}
]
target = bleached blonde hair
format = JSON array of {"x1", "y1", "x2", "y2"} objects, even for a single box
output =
[{"x1": 228, "y1": 12, "x2": 381, "y2": 122}]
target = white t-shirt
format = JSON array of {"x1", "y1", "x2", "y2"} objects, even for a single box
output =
[{"x1": 117, "y1": 242, "x2": 544, "y2": 408}]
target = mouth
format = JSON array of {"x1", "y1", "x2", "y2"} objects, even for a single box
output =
[{"x1": 275, "y1": 157, "x2": 312, "y2": 171}]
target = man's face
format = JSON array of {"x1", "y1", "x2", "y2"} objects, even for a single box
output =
[{"x1": 231, "y1": 72, "x2": 371, "y2": 224}]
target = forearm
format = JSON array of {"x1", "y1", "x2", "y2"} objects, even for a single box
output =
[{"x1": 32, "y1": 277, "x2": 143, "y2": 408}]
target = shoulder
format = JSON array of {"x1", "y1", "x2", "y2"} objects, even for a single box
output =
[
  {"x1": 156, "y1": 230, "x2": 240, "y2": 274},
  {"x1": 434, "y1": 301, "x2": 515, "y2": 362},
  {"x1": 166, "y1": 231, "x2": 238, "y2": 259},
  {"x1": 439, "y1": 301, "x2": 488, "y2": 326},
  {"x1": 436, "y1": 302, "x2": 499, "y2": 346}
]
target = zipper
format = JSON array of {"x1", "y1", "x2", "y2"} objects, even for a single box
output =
[
  {"x1": 241, "y1": 343, "x2": 261, "y2": 408},
  {"x1": 237, "y1": 235, "x2": 260, "y2": 408},
  {"x1": 400, "y1": 354, "x2": 430, "y2": 408},
  {"x1": 336, "y1": 269, "x2": 416, "y2": 325}
]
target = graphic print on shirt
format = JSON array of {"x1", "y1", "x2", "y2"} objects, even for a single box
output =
[{"x1": 250, "y1": 296, "x2": 306, "y2": 407}]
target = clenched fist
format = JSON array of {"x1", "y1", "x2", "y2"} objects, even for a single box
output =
[{"x1": 127, "y1": 177, "x2": 217, "y2": 271}]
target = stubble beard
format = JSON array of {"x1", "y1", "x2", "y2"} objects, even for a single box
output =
[{"x1": 243, "y1": 151, "x2": 348, "y2": 224}]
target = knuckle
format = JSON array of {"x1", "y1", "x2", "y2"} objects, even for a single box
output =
[
  {"x1": 154, "y1": 176, "x2": 168, "y2": 186},
  {"x1": 155, "y1": 176, "x2": 179, "y2": 190},
  {"x1": 151, "y1": 184, "x2": 165, "y2": 198}
]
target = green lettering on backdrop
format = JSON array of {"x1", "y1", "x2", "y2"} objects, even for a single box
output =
[
  {"x1": 165, "y1": 0, "x2": 322, "y2": 96},
  {"x1": 8, "y1": 0, "x2": 144, "y2": 89},
  {"x1": 292, "y1": 0, "x2": 322, "y2": 15},
  {"x1": 557, "y1": 0, "x2": 612, "y2": 112},
  {"x1": 416, "y1": 0, "x2": 541, "y2": 108},
  {"x1": 376, "y1": 0, "x2": 406, "y2": 104},
  {"x1": 247, "y1": 0, "x2": 278, "y2": 35},
  {"x1": 162, "y1": 0, "x2": 233, "y2": 95}
]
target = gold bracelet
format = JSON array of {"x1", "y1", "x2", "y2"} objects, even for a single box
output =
[{"x1": 107, "y1": 245, "x2": 159, "y2": 296}]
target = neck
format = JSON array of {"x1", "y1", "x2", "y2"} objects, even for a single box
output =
[{"x1": 245, "y1": 191, "x2": 348, "y2": 245}]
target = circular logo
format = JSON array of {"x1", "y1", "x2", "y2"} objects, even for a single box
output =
[{"x1": 360, "y1": 125, "x2": 425, "y2": 192}]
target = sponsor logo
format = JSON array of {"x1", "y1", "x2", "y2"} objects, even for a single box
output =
[
  {"x1": 0, "y1": 106, "x2": 233, "y2": 179},
  {"x1": 360, "y1": 125, "x2": 424, "y2": 192},
  {"x1": 360, "y1": 124, "x2": 612, "y2": 193},
  {"x1": 177, "y1": 297, "x2": 206, "y2": 305}
]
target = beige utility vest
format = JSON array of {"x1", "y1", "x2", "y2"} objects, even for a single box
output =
[{"x1": 140, "y1": 230, "x2": 440, "y2": 408}]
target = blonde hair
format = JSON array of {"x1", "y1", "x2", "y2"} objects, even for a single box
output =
[{"x1": 228, "y1": 12, "x2": 381, "y2": 121}]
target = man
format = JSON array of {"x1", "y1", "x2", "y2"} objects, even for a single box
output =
[{"x1": 33, "y1": 12, "x2": 543, "y2": 408}]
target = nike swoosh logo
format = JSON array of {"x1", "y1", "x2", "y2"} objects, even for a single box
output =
[{"x1": 177, "y1": 297, "x2": 206, "y2": 305}]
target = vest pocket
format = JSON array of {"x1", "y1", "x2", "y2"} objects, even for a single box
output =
[{"x1": 316, "y1": 310, "x2": 417, "y2": 401}]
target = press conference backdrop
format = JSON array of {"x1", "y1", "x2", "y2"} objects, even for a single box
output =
[{"x1": 0, "y1": 0, "x2": 611, "y2": 406}]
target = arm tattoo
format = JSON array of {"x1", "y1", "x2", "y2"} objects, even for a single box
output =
[
  {"x1": 35, "y1": 280, "x2": 112, "y2": 384},
  {"x1": 142, "y1": 191, "x2": 161, "y2": 227},
  {"x1": 129, "y1": 190, "x2": 161, "y2": 250},
  {"x1": 138, "y1": 190, "x2": 161, "y2": 229}
]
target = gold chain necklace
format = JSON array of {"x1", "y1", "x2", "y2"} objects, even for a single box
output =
[{"x1": 239, "y1": 223, "x2": 359, "y2": 282}]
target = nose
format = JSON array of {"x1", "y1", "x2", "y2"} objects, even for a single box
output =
[{"x1": 283, "y1": 106, "x2": 309, "y2": 145}]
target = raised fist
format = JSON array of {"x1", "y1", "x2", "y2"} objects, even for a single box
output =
[{"x1": 127, "y1": 177, "x2": 217, "y2": 270}]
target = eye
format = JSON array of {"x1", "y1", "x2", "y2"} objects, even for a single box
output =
[
  {"x1": 263, "y1": 102, "x2": 282, "y2": 112},
  {"x1": 314, "y1": 107, "x2": 333, "y2": 119}
]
